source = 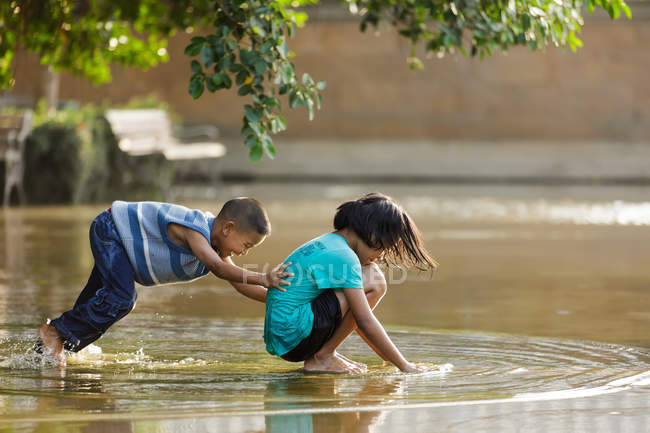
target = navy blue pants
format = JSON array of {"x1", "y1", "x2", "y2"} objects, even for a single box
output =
[{"x1": 50, "y1": 210, "x2": 137, "y2": 352}]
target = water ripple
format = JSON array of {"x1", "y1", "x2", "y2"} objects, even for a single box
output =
[{"x1": 1, "y1": 320, "x2": 650, "y2": 419}]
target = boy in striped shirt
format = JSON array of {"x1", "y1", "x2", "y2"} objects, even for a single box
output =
[{"x1": 36, "y1": 198, "x2": 292, "y2": 367}]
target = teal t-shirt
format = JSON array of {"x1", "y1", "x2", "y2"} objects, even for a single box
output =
[{"x1": 264, "y1": 233, "x2": 365, "y2": 356}]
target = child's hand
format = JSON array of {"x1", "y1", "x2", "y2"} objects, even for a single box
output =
[
  {"x1": 265, "y1": 262, "x2": 294, "y2": 291},
  {"x1": 401, "y1": 362, "x2": 432, "y2": 373}
]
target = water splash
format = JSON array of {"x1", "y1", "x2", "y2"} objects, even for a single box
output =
[{"x1": 0, "y1": 336, "x2": 60, "y2": 369}]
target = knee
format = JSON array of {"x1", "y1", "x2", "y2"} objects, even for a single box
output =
[
  {"x1": 362, "y1": 263, "x2": 387, "y2": 299},
  {"x1": 87, "y1": 288, "x2": 136, "y2": 327}
]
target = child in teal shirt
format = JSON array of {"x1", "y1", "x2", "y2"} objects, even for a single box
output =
[{"x1": 265, "y1": 193, "x2": 437, "y2": 373}]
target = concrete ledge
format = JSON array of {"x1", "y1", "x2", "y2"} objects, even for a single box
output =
[{"x1": 214, "y1": 140, "x2": 650, "y2": 185}]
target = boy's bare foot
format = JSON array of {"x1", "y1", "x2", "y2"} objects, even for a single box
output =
[
  {"x1": 304, "y1": 352, "x2": 364, "y2": 374},
  {"x1": 36, "y1": 324, "x2": 66, "y2": 367},
  {"x1": 334, "y1": 352, "x2": 368, "y2": 372}
]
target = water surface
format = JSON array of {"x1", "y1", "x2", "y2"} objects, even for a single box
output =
[{"x1": 1, "y1": 183, "x2": 650, "y2": 432}]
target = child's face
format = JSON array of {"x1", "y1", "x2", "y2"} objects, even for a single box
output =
[
  {"x1": 215, "y1": 222, "x2": 266, "y2": 258},
  {"x1": 356, "y1": 242, "x2": 385, "y2": 266}
]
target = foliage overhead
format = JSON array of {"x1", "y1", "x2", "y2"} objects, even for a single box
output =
[{"x1": 1, "y1": 0, "x2": 632, "y2": 161}]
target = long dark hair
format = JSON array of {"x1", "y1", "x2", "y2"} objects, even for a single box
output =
[{"x1": 333, "y1": 193, "x2": 437, "y2": 270}]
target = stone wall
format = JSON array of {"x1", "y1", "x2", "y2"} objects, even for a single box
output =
[{"x1": 7, "y1": 3, "x2": 650, "y2": 143}]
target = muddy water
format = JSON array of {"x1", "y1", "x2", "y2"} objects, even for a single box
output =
[{"x1": 1, "y1": 183, "x2": 650, "y2": 432}]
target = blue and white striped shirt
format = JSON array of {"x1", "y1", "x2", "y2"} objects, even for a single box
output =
[{"x1": 111, "y1": 201, "x2": 216, "y2": 286}]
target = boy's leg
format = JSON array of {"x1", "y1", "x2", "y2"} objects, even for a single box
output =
[
  {"x1": 303, "y1": 263, "x2": 387, "y2": 373},
  {"x1": 35, "y1": 265, "x2": 103, "y2": 366},
  {"x1": 72, "y1": 266, "x2": 103, "y2": 309},
  {"x1": 42, "y1": 210, "x2": 137, "y2": 360}
]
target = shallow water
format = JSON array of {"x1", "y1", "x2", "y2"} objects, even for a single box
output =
[{"x1": 1, "y1": 183, "x2": 650, "y2": 432}]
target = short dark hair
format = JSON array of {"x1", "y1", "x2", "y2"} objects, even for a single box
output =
[
  {"x1": 217, "y1": 197, "x2": 271, "y2": 235},
  {"x1": 334, "y1": 193, "x2": 437, "y2": 270}
]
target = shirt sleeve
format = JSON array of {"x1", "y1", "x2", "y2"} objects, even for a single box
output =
[{"x1": 310, "y1": 249, "x2": 364, "y2": 290}]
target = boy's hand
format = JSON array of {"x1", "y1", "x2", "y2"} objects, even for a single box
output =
[{"x1": 265, "y1": 262, "x2": 294, "y2": 291}]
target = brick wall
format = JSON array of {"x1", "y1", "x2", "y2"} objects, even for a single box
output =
[{"x1": 8, "y1": 3, "x2": 650, "y2": 142}]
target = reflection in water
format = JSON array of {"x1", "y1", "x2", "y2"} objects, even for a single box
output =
[
  {"x1": 0, "y1": 368, "x2": 134, "y2": 433},
  {"x1": 3, "y1": 209, "x2": 26, "y2": 277},
  {"x1": 0, "y1": 209, "x2": 27, "y2": 341},
  {"x1": 265, "y1": 376, "x2": 404, "y2": 433}
]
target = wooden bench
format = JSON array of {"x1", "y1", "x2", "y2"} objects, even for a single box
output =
[
  {"x1": 104, "y1": 109, "x2": 226, "y2": 161},
  {"x1": 0, "y1": 111, "x2": 33, "y2": 207}
]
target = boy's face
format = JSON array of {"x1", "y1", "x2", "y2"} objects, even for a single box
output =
[{"x1": 215, "y1": 221, "x2": 266, "y2": 258}]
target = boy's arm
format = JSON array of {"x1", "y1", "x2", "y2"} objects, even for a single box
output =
[
  {"x1": 224, "y1": 256, "x2": 268, "y2": 303},
  {"x1": 185, "y1": 228, "x2": 291, "y2": 289},
  {"x1": 343, "y1": 288, "x2": 421, "y2": 372}
]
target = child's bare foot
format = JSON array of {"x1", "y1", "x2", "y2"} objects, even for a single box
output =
[
  {"x1": 304, "y1": 352, "x2": 364, "y2": 374},
  {"x1": 36, "y1": 324, "x2": 66, "y2": 367},
  {"x1": 334, "y1": 352, "x2": 368, "y2": 372}
]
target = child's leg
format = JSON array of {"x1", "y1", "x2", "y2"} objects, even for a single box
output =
[
  {"x1": 35, "y1": 265, "x2": 103, "y2": 365},
  {"x1": 73, "y1": 266, "x2": 103, "y2": 309},
  {"x1": 40, "y1": 210, "x2": 137, "y2": 360},
  {"x1": 303, "y1": 263, "x2": 387, "y2": 373}
]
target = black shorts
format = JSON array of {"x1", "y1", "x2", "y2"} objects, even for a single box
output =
[{"x1": 281, "y1": 290, "x2": 343, "y2": 362}]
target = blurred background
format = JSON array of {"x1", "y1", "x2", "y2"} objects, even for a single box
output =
[{"x1": 2, "y1": 0, "x2": 649, "y2": 191}]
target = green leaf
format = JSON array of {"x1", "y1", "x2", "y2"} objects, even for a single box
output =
[
  {"x1": 254, "y1": 60, "x2": 267, "y2": 75},
  {"x1": 238, "y1": 84, "x2": 252, "y2": 96},
  {"x1": 217, "y1": 55, "x2": 231, "y2": 72},
  {"x1": 236, "y1": 69, "x2": 248, "y2": 85},
  {"x1": 189, "y1": 77, "x2": 204, "y2": 99},
  {"x1": 260, "y1": 41, "x2": 272, "y2": 54},
  {"x1": 302, "y1": 73, "x2": 314, "y2": 85},
  {"x1": 276, "y1": 116, "x2": 287, "y2": 131},
  {"x1": 212, "y1": 73, "x2": 224, "y2": 85},
  {"x1": 191, "y1": 60, "x2": 202, "y2": 74},
  {"x1": 263, "y1": 136, "x2": 276, "y2": 159},
  {"x1": 222, "y1": 74, "x2": 233, "y2": 89},
  {"x1": 587, "y1": 0, "x2": 595, "y2": 13},
  {"x1": 249, "y1": 144, "x2": 263, "y2": 161},
  {"x1": 278, "y1": 40, "x2": 289, "y2": 59},
  {"x1": 245, "y1": 105, "x2": 261, "y2": 122},
  {"x1": 206, "y1": 76, "x2": 218, "y2": 92},
  {"x1": 226, "y1": 38, "x2": 238, "y2": 51},
  {"x1": 621, "y1": 3, "x2": 632, "y2": 18},
  {"x1": 249, "y1": 120, "x2": 261, "y2": 135},
  {"x1": 200, "y1": 45, "x2": 214, "y2": 66},
  {"x1": 229, "y1": 63, "x2": 244, "y2": 73},
  {"x1": 244, "y1": 135, "x2": 257, "y2": 148},
  {"x1": 185, "y1": 43, "x2": 202, "y2": 57},
  {"x1": 289, "y1": 91, "x2": 300, "y2": 108},
  {"x1": 240, "y1": 49, "x2": 255, "y2": 67}
]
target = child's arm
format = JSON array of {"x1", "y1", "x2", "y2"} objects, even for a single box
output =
[
  {"x1": 343, "y1": 288, "x2": 424, "y2": 373},
  {"x1": 224, "y1": 256, "x2": 268, "y2": 303},
  {"x1": 185, "y1": 228, "x2": 292, "y2": 290}
]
